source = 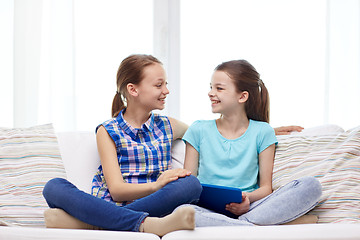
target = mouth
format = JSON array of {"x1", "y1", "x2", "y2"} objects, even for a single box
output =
[
  {"x1": 159, "y1": 98, "x2": 166, "y2": 104},
  {"x1": 210, "y1": 99, "x2": 220, "y2": 105}
]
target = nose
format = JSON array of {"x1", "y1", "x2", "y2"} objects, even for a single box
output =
[
  {"x1": 208, "y1": 88, "x2": 215, "y2": 98},
  {"x1": 163, "y1": 85, "x2": 170, "y2": 95}
]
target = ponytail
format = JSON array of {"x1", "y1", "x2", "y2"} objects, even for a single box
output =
[
  {"x1": 111, "y1": 91, "x2": 125, "y2": 118},
  {"x1": 257, "y1": 79, "x2": 270, "y2": 123}
]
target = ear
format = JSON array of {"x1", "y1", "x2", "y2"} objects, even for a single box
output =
[
  {"x1": 238, "y1": 91, "x2": 249, "y2": 103},
  {"x1": 127, "y1": 83, "x2": 138, "y2": 97}
]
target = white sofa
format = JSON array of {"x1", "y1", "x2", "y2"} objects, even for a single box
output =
[{"x1": 1, "y1": 124, "x2": 360, "y2": 239}]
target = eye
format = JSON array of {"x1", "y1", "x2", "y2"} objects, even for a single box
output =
[
  {"x1": 217, "y1": 87, "x2": 224, "y2": 91},
  {"x1": 156, "y1": 81, "x2": 167, "y2": 88}
]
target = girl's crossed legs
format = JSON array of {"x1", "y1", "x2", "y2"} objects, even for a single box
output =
[
  {"x1": 178, "y1": 176, "x2": 322, "y2": 227},
  {"x1": 42, "y1": 175, "x2": 202, "y2": 235}
]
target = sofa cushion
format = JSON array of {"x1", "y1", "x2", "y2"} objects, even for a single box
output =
[
  {"x1": 56, "y1": 131, "x2": 100, "y2": 193},
  {"x1": 162, "y1": 224, "x2": 360, "y2": 240},
  {"x1": 0, "y1": 225, "x2": 160, "y2": 240},
  {"x1": 0, "y1": 124, "x2": 66, "y2": 227},
  {"x1": 273, "y1": 125, "x2": 360, "y2": 223},
  {"x1": 171, "y1": 140, "x2": 186, "y2": 169}
]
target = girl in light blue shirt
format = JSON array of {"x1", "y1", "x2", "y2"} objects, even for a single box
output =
[{"x1": 182, "y1": 59, "x2": 322, "y2": 226}]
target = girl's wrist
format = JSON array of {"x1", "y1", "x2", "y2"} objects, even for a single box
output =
[{"x1": 151, "y1": 182, "x2": 160, "y2": 192}]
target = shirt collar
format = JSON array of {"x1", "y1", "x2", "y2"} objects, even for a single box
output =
[
  {"x1": 143, "y1": 113, "x2": 155, "y2": 132},
  {"x1": 117, "y1": 109, "x2": 154, "y2": 139}
]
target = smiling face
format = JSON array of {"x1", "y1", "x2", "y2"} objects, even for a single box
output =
[
  {"x1": 208, "y1": 70, "x2": 245, "y2": 115},
  {"x1": 135, "y1": 63, "x2": 169, "y2": 111}
]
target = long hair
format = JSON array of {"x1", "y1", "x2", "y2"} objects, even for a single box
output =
[
  {"x1": 111, "y1": 54, "x2": 162, "y2": 117},
  {"x1": 215, "y1": 60, "x2": 270, "y2": 123}
]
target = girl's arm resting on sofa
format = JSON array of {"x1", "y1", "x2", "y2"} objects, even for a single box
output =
[
  {"x1": 169, "y1": 117, "x2": 189, "y2": 140},
  {"x1": 96, "y1": 126, "x2": 190, "y2": 202},
  {"x1": 274, "y1": 126, "x2": 303, "y2": 135},
  {"x1": 183, "y1": 143, "x2": 199, "y2": 176}
]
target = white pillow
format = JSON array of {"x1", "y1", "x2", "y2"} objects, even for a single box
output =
[
  {"x1": 0, "y1": 124, "x2": 66, "y2": 227},
  {"x1": 56, "y1": 131, "x2": 100, "y2": 193},
  {"x1": 171, "y1": 140, "x2": 186, "y2": 169}
]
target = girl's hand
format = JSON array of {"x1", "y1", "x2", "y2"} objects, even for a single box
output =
[
  {"x1": 225, "y1": 192, "x2": 250, "y2": 216},
  {"x1": 154, "y1": 169, "x2": 191, "y2": 191},
  {"x1": 274, "y1": 126, "x2": 304, "y2": 135}
]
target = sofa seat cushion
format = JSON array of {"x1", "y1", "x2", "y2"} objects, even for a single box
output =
[
  {"x1": 0, "y1": 226, "x2": 160, "y2": 240},
  {"x1": 162, "y1": 224, "x2": 360, "y2": 240}
]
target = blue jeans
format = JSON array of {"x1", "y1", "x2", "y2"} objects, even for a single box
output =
[
  {"x1": 178, "y1": 176, "x2": 322, "y2": 227},
  {"x1": 42, "y1": 175, "x2": 202, "y2": 232}
]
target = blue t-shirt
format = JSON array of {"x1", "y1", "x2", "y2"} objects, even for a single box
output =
[{"x1": 183, "y1": 119, "x2": 277, "y2": 192}]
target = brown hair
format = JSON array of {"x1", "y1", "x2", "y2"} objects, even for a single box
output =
[
  {"x1": 215, "y1": 60, "x2": 270, "y2": 123},
  {"x1": 111, "y1": 54, "x2": 162, "y2": 117}
]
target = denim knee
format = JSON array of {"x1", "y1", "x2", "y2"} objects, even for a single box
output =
[
  {"x1": 183, "y1": 175, "x2": 202, "y2": 199},
  {"x1": 173, "y1": 175, "x2": 202, "y2": 203},
  {"x1": 295, "y1": 176, "x2": 322, "y2": 203},
  {"x1": 42, "y1": 178, "x2": 68, "y2": 203}
]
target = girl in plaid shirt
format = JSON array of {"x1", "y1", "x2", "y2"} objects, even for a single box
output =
[{"x1": 43, "y1": 54, "x2": 202, "y2": 236}]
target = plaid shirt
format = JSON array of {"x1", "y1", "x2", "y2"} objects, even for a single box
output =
[{"x1": 91, "y1": 109, "x2": 173, "y2": 206}]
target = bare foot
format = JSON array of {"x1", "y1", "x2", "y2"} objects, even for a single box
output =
[
  {"x1": 141, "y1": 206, "x2": 195, "y2": 236},
  {"x1": 44, "y1": 208, "x2": 99, "y2": 230},
  {"x1": 282, "y1": 215, "x2": 318, "y2": 225}
]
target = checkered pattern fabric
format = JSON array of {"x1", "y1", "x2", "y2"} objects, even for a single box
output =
[{"x1": 91, "y1": 109, "x2": 173, "y2": 206}]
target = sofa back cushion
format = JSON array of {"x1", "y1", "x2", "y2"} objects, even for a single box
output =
[
  {"x1": 273, "y1": 125, "x2": 360, "y2": 223},
  {"x1": 56, "y1": 131, "x2": 100, "y2": 193}
]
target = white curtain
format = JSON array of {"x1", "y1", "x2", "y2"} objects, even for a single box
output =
[
  {"x1": 7, "y1": 0, "x2": 153, "y2": 131},
  {"x1": 0, "y1": 0, "x2": 14, "y2": 127},
  {"x1": 13, "y1": 0, "x2": 75, "y2": 130},
  {"x1": 1, "y1": 0, "x2": 359, "y2": 131},
  {"x1": 327, "y1": 0, "x2": 360, "y2": 129},
  {"x1": 179, "y1": 0, "x2": 360, "y2": 130}
]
